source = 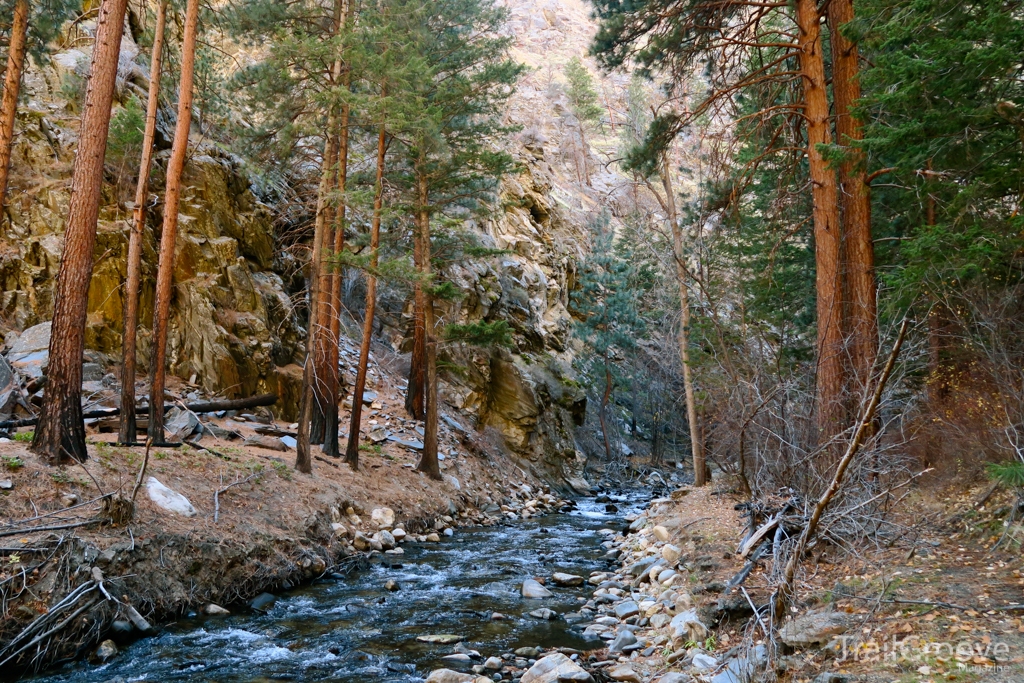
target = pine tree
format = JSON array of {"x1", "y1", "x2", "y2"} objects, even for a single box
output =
[
  {"x1": 572, "y1": 212, "x2": 646, "y2": 461},
  {"x1": 119, "y1": 0, "x2": 169, "y2": 446},
  {"x1": 32, "y1": 0, "x2": 130, "y2": 463},
  {"x1": 148, "y1": 0, "x2": 202, "y2": 443},
  {"x1": 564, "y1": 56, "x2": 603, "y2": 184},
  {"x1": 0, "y1": 0, "x2": 79, "y2": 218}
]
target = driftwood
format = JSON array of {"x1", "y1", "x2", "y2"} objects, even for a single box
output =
[{"x1": 0, "y1": 393, "x2": 278, "y2": 430}]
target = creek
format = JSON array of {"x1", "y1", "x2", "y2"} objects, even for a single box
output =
[{"x1": 31, "y1": 492, "x2": 651, "y2": 682}]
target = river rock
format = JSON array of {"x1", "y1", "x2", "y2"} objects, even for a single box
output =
[
  {"x1": 417, "y1": 634, "x2": 465, "y2": 644},
  {"x1": 662, "y1": 544, "x2": 681, "y2": 565},
  {"x1": 657, "y1": 569, "x2": 677, "y2": 584},
  {"x1": 614, "y1": 600, "x2": 639, "y2": 619},
  {"x1": 483, "y1": 656, "x2": 502, "y2": 670},
  {"x1": 521, "y1": 652, "x2": 591, "y2": 683},
  {"x1": 371, "y1": 507, "x2": 396, "y2": 529},
  {"x1": 424, "y1": 669, "x2": 492, "y2": 683},
  {"x1": 608, "y1": 630, "x2": 637, "y2": 654},
  {"x1": 779, "y1": 611, "x2": 850, "y2": 646},
  {"x1": 551, "y1": 572, "x2": 584, "y2": 587},
  {"x1": 691, "y1": 653, "x2": 718, "y2": 671},
  {"x1": 443, "y1": 654, "x2": 473, "y2": 662},
  {"x1": 392, "y1": 527, "x2": 406, "y2": 541},
  {"x1": 353, "y1": 532, "x2": 371, "y2": 551},
  {"x1": 425, "y1": 532, "x2": 441, "y2": 542},
  {"x1": 384, "y1": 579, "x2": 400, "y2": 591},
  {"x1": 515, "y1": 646, "x2": 541, "y2": 657},
  {"x1": 656, "y1": 675, "x2": 692, "y2": 683},
  {"x1": 377, "y1": 530, "x2": 397, "y2": 549},
  {"x1": 652, "y1": 525, "x2": 670, "y2": 542},
  {"x1": 522, "y1": 579, "x2": 553, "y2": 599},
  {"x1": 608, "y1": 664, "x2": 641, "y2": 682},
  {"x1": 145, "y1": 477, "x2": 197, "y2": 517},
  {"x1": 670, "y1": 609, "x2": 708, "y2": 645},
  {"x1": 529, "y1": 608, "x2": 556, "y2": 620},
  {"x1": 250, "y1": 593, "x2": 276, "y2": 611},
  {"x1": 95, "y1": 639, "x2": 118, "y2": 661},
  {"x1": 204, "y1": 603, "x2": 230, "y2": 615}
]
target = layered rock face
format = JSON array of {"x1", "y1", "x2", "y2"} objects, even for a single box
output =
[{"x1": 0, "y1": 0, "x2": 628, "y2": 485}]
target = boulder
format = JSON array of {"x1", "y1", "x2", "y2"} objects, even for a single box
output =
[
  {"x1": 371, "y1": 507, "x2": 396, "y2": 529},
  {"x1": 353, "y1": 532, "x2": 371, "y2": 551},
  {"x1": 670, "y1": 610, "x2": 708, "y2": 645},
  {"x1": 165, "y1": 407, "x2": 200, "y2": 441},
  {"x1": 691, "y1": 653, "x2": 718, "y2": 671},
  {"x1": 145, "y1": 477, "x2": 197, "y2": 517},
  {"x1": 551, "y1": 572, "x2": 584, "y2": 587},
  {"x1": 607, "y1": 665, "x2": 641, "y2": 682},
  {"x1": 204, "y1": 603, "x2": 230, "y2": 615},
  {"x1": 779, "y1": 612, "x2": 850, "y2": 647},
  {"x1": 662, "y1": 544, "x2": 681, "y2": 565},
  {"x1": 95, "y1": 639, "x2": 118, "y2": 662},
  {"x1": 521, "y1": 652, "x2": 592, "y2": 683},
  {"x1": 7, "y1": 322, "x2": 50, "y2": 380},
  {"x1": 417, "y1": 634, "x2": 465, "y2": 644},
  {"x1": 250, "y1": 593, "x2": 276, "y2": 611},
  {"x1": 608, "y1": 630, "x2": 637, "y2": 654},
  {"x1": 483, "y1": 656, "x2": 503, "y2": 670},
  {"x1": 424, "y1": 669, "x2": 492, "y2": 683},
  {"x1": 529, "y1": 608, "x2": 557, "y2": 620},
  {"x1": 522, "y1": 579, "x2": 553, "y2": 599},
  {"x1": 377, "y1": 530, "x2": 397, "y2": 550},
  {"x1": 653, "y1": 525, "x2": 670, "y2": 542},
  {"x1": 613, "y1": 601, "x2": 639, "y2": 619}
]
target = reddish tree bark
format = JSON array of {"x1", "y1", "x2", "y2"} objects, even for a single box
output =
[
  {"x1": 828, "y1": 0, "x2": 877, "y2": 398},
  {"x1": 119, "y1": 0, "x2": 168, "y2": 445},
  {"x1": 795, "y1": 0, "x2": 846, "y2": 443},
  {"x1": 322, "y1": 87, "x2": 351, "y2": 458},
  {"x1": 415, "y1": 169, "x2": 441, "y2": 480},
  {"x1": 0, "y1": 0, "x2": 29, "y2": 215},
  {"x1": 405, "y1": 215, "x2": 426, "y2": 420},
  {"x1": 296, "y1": 129, "x2": 340, "y2": 472},
  {"x1": 344, "y1": 119, "x2": 387, "y2": 471},
  {"x1": 148, "y1": 0, "x2": 200, "y2": 443},
  {"x1": 32, "y1": 0, "x2": 130, "y2": 464}
]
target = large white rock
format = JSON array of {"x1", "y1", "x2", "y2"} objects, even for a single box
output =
[
  {"x1": 521, "y1": 578, "x2": 553, "y2": 599},
  {"x1": 521, "y1": 652, "x2": 593, "y2": 683},
  {"x1": 670, "y1": 609, "x2": 708, "y2": 645},
  {"x1": 424, "y1": 669, "x2": 492, "y2": 683},
  {"x1": 146, "y1": 477, "x2": 197, "y2": 517},
  {"x1": 371, "y1": 507, "x2": 396, "y2": 529}
]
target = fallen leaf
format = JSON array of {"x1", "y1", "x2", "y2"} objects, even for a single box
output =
[{"x1": 917, "y1": 665, "x2": 932, "y2": 675}]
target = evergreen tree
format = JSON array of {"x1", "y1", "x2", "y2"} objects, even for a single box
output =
[
  {"x1": 564, "y1": 56, "x2": 603, "y2": 183},
  {"x1": 572, "y1": 212, "x2": 647, "y2": 461}
]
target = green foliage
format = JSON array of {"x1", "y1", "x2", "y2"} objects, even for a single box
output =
[
  {"x1": 443, "y1": 320, "x2": 513, "y2": 348},
  {"x1": 572, "y1": 211, "x2": 648, "y2": 360},
  {"x1": 987, "y1": 460, "x2": 1024, "y2": 490},
  {"x1": 2, "y1": 454, "x2": 23, "y2": 470},
  {"x1": 564, "y1": 56, "x2": 604, "y2": 126},
  {"x1": 0, "y1": 0, "x2": 79, "y2": 63},
  {"x1": 105, "y1": 96, "x2": 146, "y2": 170},
  {"x1": 13, "y1": 430, "x2": 32, "y2": 443}
]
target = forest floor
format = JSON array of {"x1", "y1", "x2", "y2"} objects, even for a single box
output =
[{"x1": 608, "y1": 481, "x2": 1024, "y2": 683}]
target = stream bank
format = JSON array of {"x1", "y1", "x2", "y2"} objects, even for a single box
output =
[{"x1": 23, "y1": 489, "x2": 663, "y2": 683}]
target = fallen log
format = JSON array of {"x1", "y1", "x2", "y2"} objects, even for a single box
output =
[{"x1": 0, "y1": 393, "x2": 278, "y2": 430}]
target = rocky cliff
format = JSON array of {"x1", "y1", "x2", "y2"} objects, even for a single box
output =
[{"x1": 0, "y1": 0, "x2": 631, "y2": 489}]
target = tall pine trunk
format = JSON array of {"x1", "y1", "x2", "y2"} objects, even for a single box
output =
[
  {"x1": 0, "y1": 0, "x2": 29, "y2": 215},
  {"x1": 415, "y1": 169, "x2": 441, "y2": 480},
  {"x1": 406, "y1": 212, "x2": 426, "y2": 420},
  {"x1": 32, "y1": 0, "x2": 129, "y2": 464},
  {"x1": 344, "y1": 118, "x2": 387, "y2": 471},
  {"x1": 795, "y1": 0, "x2": 845, "y2": 444},
  {"x1": 322, "y1": 76, "x2": 351, "y2": 458},
  {"x1": 828, "y1": 0, "x2": 877, "y2": 398},
  {"x1": 119, "y1": 0, "x2": 168, "y2": 445},
  {"x1": 661, "y1": 155, "x2": 706, "y2": 486},
  {"x1": 148, "y1": 0, "x2": 200, "y2": 443},
  {"x1": 599, "y1": 359, "x2": 613, "y2": 461}
]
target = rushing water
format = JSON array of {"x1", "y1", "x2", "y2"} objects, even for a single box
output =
[{"x1": 32, "y1": 492, "x2": 650, "y2": 683}]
